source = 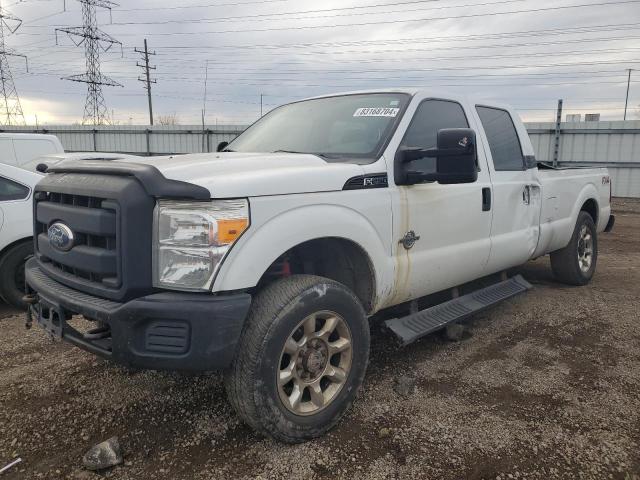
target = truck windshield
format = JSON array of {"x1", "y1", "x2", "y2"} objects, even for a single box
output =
[{"x1": 227, "y1": 93, "x2": 410, "y2": 161}]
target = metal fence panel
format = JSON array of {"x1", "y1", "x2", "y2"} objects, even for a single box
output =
[{"x1": 2, "y1": 121, "x2": 639, "y2": 197}]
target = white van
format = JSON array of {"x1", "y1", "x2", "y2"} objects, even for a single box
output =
[{"x1": 0, "y1": 133, "x2": 64, "y2": 167}]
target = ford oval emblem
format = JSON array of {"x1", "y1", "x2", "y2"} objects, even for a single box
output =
[{"x1": 48, "y1": 222, "x2": 75, "y2": 252}]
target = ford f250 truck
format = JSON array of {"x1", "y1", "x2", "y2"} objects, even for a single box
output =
[{"x1": 24, "y1": 90, "x2": 615, "y2": 443}]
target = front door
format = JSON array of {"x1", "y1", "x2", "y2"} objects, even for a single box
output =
[
  {"x1": 389, "y1": 98, "x2": 493, "y2": 304},
  {"x1": 474, "y1": 106, "x2": 541, "y2": 273}
]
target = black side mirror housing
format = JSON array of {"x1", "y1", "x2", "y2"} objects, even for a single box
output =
[
  {"x1": 217, "y1": 141, "x2": 229, "y2": 152},
  {"x1": 395, "y1": 128, "x2": 478, "y2": 185}
]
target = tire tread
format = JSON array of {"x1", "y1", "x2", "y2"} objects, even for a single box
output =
[{"x1": 224, "y1": 274, "x2": 367, "y2": 442}]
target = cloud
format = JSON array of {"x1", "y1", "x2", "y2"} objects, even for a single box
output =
[{"x1": 4, "y1": 0, "x2": 639, "y2": 125}]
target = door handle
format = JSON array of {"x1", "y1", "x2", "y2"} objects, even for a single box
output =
[
  {"x1": 482, "y1": 187, "x2": 491, "y2": 211},
  {"x1": 522, "y1": 185, "x2": 531, "y2": 205}
]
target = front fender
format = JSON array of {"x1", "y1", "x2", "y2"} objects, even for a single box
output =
[{"x1": 212, "y1": 200, "x2": 393, "y2": 310}]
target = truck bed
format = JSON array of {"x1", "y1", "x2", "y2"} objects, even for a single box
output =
[{"x1": 534, "y1": 166, "x2": 611, "y2": 257}]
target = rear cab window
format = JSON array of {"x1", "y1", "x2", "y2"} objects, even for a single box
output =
[{"x1": 476, "y1": 106, "x2": 525, "y2": 171}]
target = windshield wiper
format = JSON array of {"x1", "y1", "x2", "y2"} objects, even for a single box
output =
[
  {"x1": 272, "y1": 149, "x2": 304, "y2": 154},
  {"x1": 272, "y1": 150, "x2": 334, "y2": 159}
]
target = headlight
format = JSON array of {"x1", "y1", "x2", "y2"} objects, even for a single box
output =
[{"x1": 153, "y1": 199, "x2": 249, "y2": 291}]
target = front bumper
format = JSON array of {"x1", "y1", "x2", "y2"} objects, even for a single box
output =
[{"x1": 25, "y1": 258, "x2": 251, "y2": 371}]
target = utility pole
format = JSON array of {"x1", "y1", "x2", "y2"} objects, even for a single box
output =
[
  {"x1": 202, "y1": 60, "x2": 209, "y2": 152},
  {"x1": 0, "y1": 0, "x2": 27, "y2": 125},
  {"x1": 624, "y1": 69, "x2": 633, "y2": 121},
  {"x1": 135, "y1": 39, "x2": 156, "y2": 125},
  {"x1": 553, "y1": 99, "x2": 563, "y2": 168},
  {"x1": 56, "y1": 0, "x2": 122, "y2": 126}
]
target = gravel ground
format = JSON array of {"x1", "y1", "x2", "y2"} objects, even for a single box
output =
[{"x1": 1, "y1": 199, "x2": 639, "y2": 480}]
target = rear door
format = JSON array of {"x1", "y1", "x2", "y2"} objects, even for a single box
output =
[
  {"x1": 0, "y1": 169, "x2": 34, "y2": 249},
  {"x1": 474, "y1": 106, "x2": 541, "y2": 273}
]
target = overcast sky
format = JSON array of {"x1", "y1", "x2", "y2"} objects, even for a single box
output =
[{"x1": 2, "y1": 0, "x2": 640, "y2": 125}]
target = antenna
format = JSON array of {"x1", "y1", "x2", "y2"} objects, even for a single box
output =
[
  {"x1": 0, "y1": 0, "x2": 27, "y2": 126},
  {"x1": 56, "y1": 0, "x2": 122, "y2": 126}
]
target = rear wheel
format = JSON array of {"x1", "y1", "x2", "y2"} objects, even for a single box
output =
[
  {"x1": 550, "y1": 211, "x2": 598, "y2": 285},
  {"x1": 0, "y1": 241, "x2": 33, "y2": 309},
  {"x1": 224, "y1": 275, "x2": 370, "y2": 443}
]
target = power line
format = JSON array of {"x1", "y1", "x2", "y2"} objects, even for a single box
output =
[
  {"x1": 119, "y1": 22, "x2": 640, "y2": 51},
  {"x1": 117, "y1": 0, "x2": 296, "y2": 12},
  {"x1": 105, "y1": 0, "x2": 531, "y2": 26},
  {"x1": 130, "y1": 46, "x2": 640, "y2": 74},
  {"x1": 76, "y1": 0, "x2": 640, "y2": 36}
]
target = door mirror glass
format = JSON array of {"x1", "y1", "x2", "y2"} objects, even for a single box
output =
[{"x1": 397, "y1": 128, "x2": 478, "y2": 185}]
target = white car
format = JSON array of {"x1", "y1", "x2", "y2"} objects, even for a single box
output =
[
  {"x1": 0, "y1": 133, "x2": 64, "y2": 167},
  {"x1": 25, "y1": 89, "x2": 614, "y2": 442},
  {"x1": 0, "y1": 153, "x2": 140, "y2": 308},
  {"x1": 0, "y1": 163, "x2": 41, "y2": 307}
]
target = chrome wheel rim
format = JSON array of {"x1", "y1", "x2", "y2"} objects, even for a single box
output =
[
  {"x1": 577, "y1": 224, "x2": 594, "y2": 273},
  {"x1": 277, "y1": 311, "x2": 352, "y2": 416}
]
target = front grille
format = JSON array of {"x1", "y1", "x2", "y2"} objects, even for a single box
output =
[
  {"x1": 34, "y1": 172, "x2": 156, "y2": 302},
  {"x1": 35, "y1": 191, "x2": 120, "y2": 288}
]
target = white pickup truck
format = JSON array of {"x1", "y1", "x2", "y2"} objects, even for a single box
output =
[{"x1": 24, "y1": 90, "x2": 614, "y2": 443}]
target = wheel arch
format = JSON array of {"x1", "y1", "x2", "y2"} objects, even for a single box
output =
[
  {"x1": 569, "y1": 183, "x2": 600, "y2": 230},
  {"x1": 212, "y1": 204, "x2": 391, "y2": 313},
  {"x1": 255, "y1": 237, "x2": 377, "y2": 313},
  {"x1": 0, "y1": 236, "x2": 33, "y2": 262},
  {"x1": 580, "y1": 197, "x2": 599, "y2": 225}
]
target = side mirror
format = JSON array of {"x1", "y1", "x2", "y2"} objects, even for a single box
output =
[
  {"x1": 395, "y1": 128, "x2": 478, "y2": 185},
  {"x1": 217, "y1": 141, "x2": 229, "y2": 152}
]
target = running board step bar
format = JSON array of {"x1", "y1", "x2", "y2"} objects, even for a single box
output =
[{"x1": 384, "y1": 275, "x2": 532, "y2": 346}]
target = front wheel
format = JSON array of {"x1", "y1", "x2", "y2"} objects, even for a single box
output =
[
  {"x1": 550, "y1": 211, "x2": 598, "y2": 285},
  {"x1": 0, "y1": 241, "x2": 33, "y2": 309},
  {"x1": 224, "y1": 275, "x2": 370, "y2": 443}
]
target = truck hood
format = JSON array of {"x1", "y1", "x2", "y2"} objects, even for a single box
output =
[{"x1": 131, "y1": 152, "x2": 365, "y2": 198}]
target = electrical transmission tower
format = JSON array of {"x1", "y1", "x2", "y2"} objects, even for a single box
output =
[
  {"x1": 135, "y1": 39, "x2": 156, "y2": 125},
  {"x1": 56, "y1": 0, "x2": 122, "y2": 125},
  {"x1": 0, "y1": 0, "x2": 27, "y2": 126}
]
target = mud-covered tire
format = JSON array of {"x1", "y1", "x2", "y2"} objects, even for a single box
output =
[
  {"x1": 550, "y1": 211, "x2": 598, "y2": 286},
  {"x1": 0, "y1": 241, "x2": 33, "y2": 309},
  {"x1": 224, "y1": 274, "x2": 370, "y2": 443}
]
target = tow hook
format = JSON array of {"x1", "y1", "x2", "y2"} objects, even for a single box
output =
[{"x1": 22, "y1": 294, "x2": 38, "y2": 330}]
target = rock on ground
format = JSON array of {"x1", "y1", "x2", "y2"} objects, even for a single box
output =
[{"x1": 82, "y1": 437, "x2": 123, "y2": 471}]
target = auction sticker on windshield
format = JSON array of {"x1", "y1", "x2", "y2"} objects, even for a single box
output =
[{"x1": 353, "y1": 107, "x2": 399, "y2": 117}]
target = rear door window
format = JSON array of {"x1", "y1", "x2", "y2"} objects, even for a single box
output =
[
  {"x1": 0, "y1": 176, "x2": 30, "y2": 201},
  {"x1": 476, "y1": 106, "x2": 524, "y2": 171}
]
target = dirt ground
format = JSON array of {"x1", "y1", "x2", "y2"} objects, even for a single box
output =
[{"x1": 1, "y1": 199, "x2": 639, "y2": 480}]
